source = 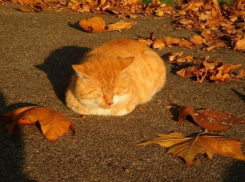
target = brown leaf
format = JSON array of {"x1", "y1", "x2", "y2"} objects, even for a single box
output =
[
  {"x1": 168, "y1": 134, "x2": 245, "y2": 166},
  {"x1": 222, "y1": 64, "x2": 242, "y2": 74},
  {"x1": 176, "y1": 66, "x2": 196, "y2": 78},
  {"x1": 138, "y1": 38, "x2": 152, "y2": 46},
  {"x1": 189, "y1": 34, "x2": 206, "y2": 45},
  {"x1": 204, "y1": 40, "x2": 227, "y2": 51},
  {"x1": 0, "y1": 106, "x2": 75, "y2": 142},
  {"x1": 234, "y1": 38, "x2": 245, "y2": 50},
  {"x1": 137, "y1": 132, "x2": 188, "y2": 147},
  {"x1": 15, "y1": 3, "x2": 46, "y2": 12},
  {"x1": 107, "y1": 20, "x2": 137, "y2": 32},
  {"x1": 235, "y1": 68, "x2": 245, "y2": 79},
  {"x1": 179, "y1": 39, "x2": 194, "y2": 49},
  {"x1": 78, "y1": 17, "x2": 106, "y2": 33},
  {"x1": 178, "y1": 106, "x2": 245, "y2": 132},
  {"x1": 162, "y1": 37, "x2": 181, "y2": 47},
  {"x1": 168, "y1": 52, "x2": 194, "y2": 66},
  {"x1": 201, "y1": 29, "x2": 217, "y2": 40},
  {"x1": 152, "y1": 39, "x2": 165, "y2": 49},
  {"x1": 106, "y1": 5, "x2": 137, "y2": 18},
  {"x1": 209, "y1": 70, "x2": 231, "y2": 82},
  {"x1": 138, "y1": 132, "x2": 245, "y2": 166}
]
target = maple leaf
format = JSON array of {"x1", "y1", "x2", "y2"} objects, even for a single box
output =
[
  {"x1": 78, "y1": 17, "x2": 106, "y2": 33},
  {"x1": 137, "y1": 132, "x2": 245, "y2": 166},
  {"x1": 107, "y1": 20, "x2": 137, "y2": 32},
  {"x1": 178, "y1": 106, "x2": 245, "y2": 132},
  {"x1": 0, "y1": 106, "x2": 76, "y2": 142}
]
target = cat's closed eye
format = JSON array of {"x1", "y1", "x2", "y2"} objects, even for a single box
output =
[
  {"x1": 87, "y1": 90, "x2": 103, "y2": 98},
  {"x1": 114, "y1": 87, "x2": 128, "y2": 95}
]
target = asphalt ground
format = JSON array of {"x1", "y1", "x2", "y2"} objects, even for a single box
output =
[{"x1": 0, "y1": 4, "x2": 245, "y2": 182}]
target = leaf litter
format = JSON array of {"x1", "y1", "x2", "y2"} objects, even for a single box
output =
[
  {"x1": 6, "y1": 0, "x2": 245, "y2": 52},
  {"x1": 138, "y1": 104, "x2": 245, "y2": 166},
  {"x1": 168, "y1": 52, "x2": 245, "y2": 83}
]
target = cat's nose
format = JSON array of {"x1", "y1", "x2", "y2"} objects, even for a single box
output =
[
  {"x1": 107, "y1": 101, "x2": 114, "y2": 106},
  {"x1": 105, "y1": 95, "x2": 114, "y2": 106}
]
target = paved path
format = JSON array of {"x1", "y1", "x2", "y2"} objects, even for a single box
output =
[{"x1": 0, "y1": 4, "x2": 245, "y2": 182}]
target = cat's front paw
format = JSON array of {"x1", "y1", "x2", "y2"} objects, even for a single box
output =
[{"x1": 113, "y1": 109, "x2": 128, "y2": 116}]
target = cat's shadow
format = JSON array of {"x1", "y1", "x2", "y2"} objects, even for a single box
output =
[{"x1": 36, "y1": 46, "x2": 90, "y2": 104}]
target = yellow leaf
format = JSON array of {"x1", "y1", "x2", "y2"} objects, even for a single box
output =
[
  {"x1": 176, "y1": 66, "x2": 196, "y2": 78},
  {"x1": 235, "y1": 39, "x2": 245, "y2": 50},
  {"x1": 107, "y1": 20, "x2": 137, "y2": 32},
  {"x1": 138, "y1": 132, "x2": 245, "y2": 166},
  {"x1": 152, "y1": 39, "x2": 165, "y2": 49},
  {"x1": 137, "y1": 132, "x2": 188, "y2": 147}
]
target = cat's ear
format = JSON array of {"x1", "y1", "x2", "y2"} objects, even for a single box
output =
[
  {"x1": 118, "y1": 56, "x2": 135, "y2": 70},
  {"x1": 72, "y1": 65, "x2": 89, "y2": 79}
]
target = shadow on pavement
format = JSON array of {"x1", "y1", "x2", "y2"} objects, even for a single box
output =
[
  {"x1": 223, "y1": 161, "x2": 245, "y2": 182},
  {"x1": 0, "y1": 92, "x2": 37, "y2": 182},
  {"x1": 36, "y1": 46, "x2": 90, "y2": 104},
  {"x1": 231, "y1": 88, "x2": 245, "y2": 103}
]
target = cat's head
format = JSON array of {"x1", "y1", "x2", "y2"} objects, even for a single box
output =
[{"x1": 72, "y1": 55, "x2": 134, "y2": 109}]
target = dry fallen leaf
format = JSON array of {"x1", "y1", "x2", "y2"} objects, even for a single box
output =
[
  {"x1": 137, "y1": 132, "x2": 245, "y2": 166},
  {"x1": 107, "y1": 20, "x2": 137, "y2": 32},
  {"x1": 79, "y1": 17, "x2": 106, "y2": 33},
  {"x1": 176, "y1": 66, "x2": 196, "y2": 78},
  {"x1": 168, "y1": 53, "x2": 244, "y2": 83},
  {"x1": 235, "y1": 68, "x2": 245, "y2": 79},
  {"x1": 152, "y1": 39, "x2": 165, "y2": 49},
  {"x1": 0, "y1": 106, "x2": 76, "y2": 142},
  {"x1": 234, "y1": 38, "x2": 245, "y2": 51},
  {"x1": 178, "y1": 106, "x2": 245, "y2": 132},
  {"x1": 189, "y1": 34, "x2": 206, "y2": 45}
]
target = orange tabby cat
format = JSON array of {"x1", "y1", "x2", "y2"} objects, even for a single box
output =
[{"x1": 66, "y1": 38, "x2": 166, "y2": 116}]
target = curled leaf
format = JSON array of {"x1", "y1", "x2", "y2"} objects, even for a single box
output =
[
  {"x1": 0, "y1": 106, "x2": 76, "y2": 142},
  {"x1": 176, "y1": 66, "x2": 196, "y2": 78},
  {"x1": 79, "y1": 17, "x2": 106, "y2": 33}
]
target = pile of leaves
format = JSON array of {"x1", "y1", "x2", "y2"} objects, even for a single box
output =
[
  {"x1": 170, "y1": 0, "x2": 245, "y2": 52},
  {"x1": 138, "y1": 105, "x2": 245, "y2": 166},
  {"x1": 168, "y1": 52, "x2": 245, "y2": 83},
  {"x1": 138, "y1": 32, "x2": 196, "y2": 49},
  {"x1": 3, "y1": 0, "x2": 245, "y2": 51}
]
